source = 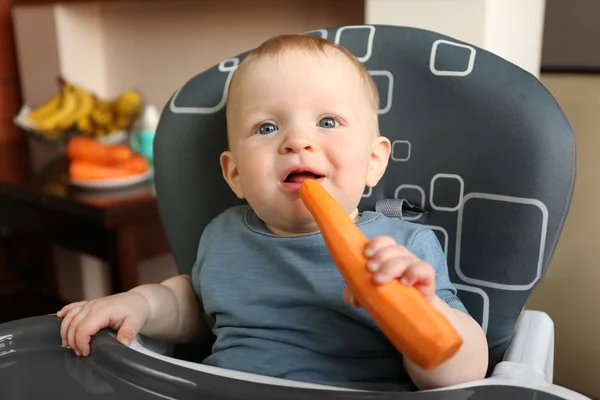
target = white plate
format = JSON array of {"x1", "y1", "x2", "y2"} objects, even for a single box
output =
[{"x1": 68, "y1": 168, "x2": 153, "y2": 190}]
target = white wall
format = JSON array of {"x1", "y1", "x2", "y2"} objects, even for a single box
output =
[
  {"x1": 366, "y1": 0, "x2": 487, "y2": 47},
  {"x1": 54, "y1": 4, "x2": 108, "y2": 97},
  {"x1": 366, "y1": 0, "x2": 547, "y2": 77},
  {"x1": 482, "y1": 0, "x2": 546, "y2": 77}
]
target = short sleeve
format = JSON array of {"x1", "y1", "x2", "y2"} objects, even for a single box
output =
[
  {"x1": 189, "y1": 217, "x2": 218, "y2": 301},
  {"x1": 190, "y1": 245, "x2": 203, "y2": 300},
  {"x1": 408, "y1": 228, "x2": 470, "y2": 316}
]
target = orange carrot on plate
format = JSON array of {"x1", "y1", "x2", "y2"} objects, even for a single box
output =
[
  {"x1": 116, "y1": 154, "x2": 149, "y2": 174},
  {"x1": 298, "y1": 179, "x2": 463, "y2": 370},
  {"x1": 67, "y1": 136, "x2": 133, "y2": 166},
  {"x1": 68, "y1": 160, "x2": 142, "y2": 181}
]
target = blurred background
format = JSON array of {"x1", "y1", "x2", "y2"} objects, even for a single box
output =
[{"x1": 0, "y1": 0, "x2": 597, "y2": 397}]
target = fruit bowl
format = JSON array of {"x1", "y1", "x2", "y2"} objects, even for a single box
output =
[
  {"x1": 14, "y1": 106, "x2": 128, "y2": 147},
  {"x1": 13, "y1": 78, "x2": 143, "y2": 148}
]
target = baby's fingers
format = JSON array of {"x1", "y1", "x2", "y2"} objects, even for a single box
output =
[
  {"x1": 372, "y1": 256, "x2": 415, "y2": 284},
  {"x1": 75, "y1": 314, "x2": 110, "y2": 356},
  {"x1": 57, "y1": 301, "x2": 87, "y2": 318},
  {"x1": 67, "y1": 307, "x2": 90, "y2": 356},
  {"x1": 60, "y1": 305, "x2": 83, "y2": 347},
  {"x1": 401, "y1": 261, "x2": 436, "y2": 297},
  {"x1": 364, "y1": 236, "x2": 397, "y2": 257}
]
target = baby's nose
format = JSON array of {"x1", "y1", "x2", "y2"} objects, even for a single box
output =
[{"x1": 281, "y1": 131, "x2": 315, "y2": 153}]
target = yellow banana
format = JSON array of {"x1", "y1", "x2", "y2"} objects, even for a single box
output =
[
  {"x1": 95, "y1": 125, "x2": 108, "y2": 137},
  {"x1": 58, "y1": 84, "x2": 94, "y2": 131},
  {"x1": 27, "y1": 93, "x2": 62, "y2": 123},
  {"x1": 77, "y1": 86, "x2": 95, "y2": 118},
  {"x1": 91, "y1": 107, "x2": 113, "y2": 127},
  {"x1": 113, "y1": 90, "x2": 142, "y2": 117},
  {"x1": 114, "y1": 114, "x2": 132, "y2": 130},
  {"x1": 76, "y1": 115, "x2": 94, "y2": 134},
  {"x1": 35, "y1": 84, "x2": 79, "y2": 134}
]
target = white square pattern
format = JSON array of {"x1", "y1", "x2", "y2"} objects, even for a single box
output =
[
  {"x1": 430, "y1": 39, "x2": 476, "y2": 77},
  {"x1": 391, "y1": 140, "x2": 411, "y2": 162},
  {"x1": 170, "y1": 57, "x2": 239, "y2": 114},
  {"x1": 455, "y1": 193, "x2": 549, "y2": 291}
]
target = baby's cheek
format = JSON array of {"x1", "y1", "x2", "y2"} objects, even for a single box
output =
[
  {"x1": 340, "y1": 151, "x2": 370, "y2": 176},
  {"x1": 237, "y1": 162, "x2": 272, "y2": 199},
  {"x1": 334, "y1": 155, "x2": 371, "y2": 193},
  {"x1": 332, "y1": 143, "x2": 367, "y2": 165}
]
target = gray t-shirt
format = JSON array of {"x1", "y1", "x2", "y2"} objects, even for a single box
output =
[{"x1": 191, "y1": 205, "x2": 468, "y2": 391}]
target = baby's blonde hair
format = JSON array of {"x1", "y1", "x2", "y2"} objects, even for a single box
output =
[{"x1": 226, "y1": 33, "x2": 380, "y2": 115}]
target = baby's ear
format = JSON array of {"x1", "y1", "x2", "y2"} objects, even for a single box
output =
[
  {"x1": 366, "y1": 135, "x2": 391, "y2": 188},
  {"x1": 220, "y1": 150, "x2": 245, "y2": 199}
]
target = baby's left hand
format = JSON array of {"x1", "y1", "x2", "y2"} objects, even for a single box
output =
[{"x1": 342, "y1": 235, "x2": 436, "y2": 307}]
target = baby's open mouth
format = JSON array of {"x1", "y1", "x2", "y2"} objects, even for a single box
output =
[{"x1": 283, "y1": 171, "x2": 323, "y2": 183}]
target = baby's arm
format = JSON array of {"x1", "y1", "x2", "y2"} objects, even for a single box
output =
[
  {"x1": 343, "y1": 229, "x2": 488, "y2": 389},
  {"x1": 392, "y1": 229, "x2": 489, "y2": 389},
  {"x1": 58, "y1": 274, "x2": 210, "y2": 356},
  {"x1": 402, "y1": 296, "x2": 488, "y2": 389},
  {"x1": 131, "y1": 274, "x2": 210, "y2": 344}
]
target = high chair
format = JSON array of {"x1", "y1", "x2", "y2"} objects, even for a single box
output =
[{"x1": 147, "y1": 23, "x2": 584, "y2": 398}]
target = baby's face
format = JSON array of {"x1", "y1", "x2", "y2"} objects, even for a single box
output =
[{"x1": 221, "y1": 47, "x2": 390, "y2": 235}]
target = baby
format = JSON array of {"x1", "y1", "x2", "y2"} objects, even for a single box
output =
[{"x1": 58, "y1": 33, "x2": 488, "y2": 392}]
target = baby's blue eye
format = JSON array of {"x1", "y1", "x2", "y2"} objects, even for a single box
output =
[
  {"x1": 257, "y1": 123, "x2": 277, "y2": 135},
  {"x1": 319, "y1": 117, "x2": 338, "y2": 128}
]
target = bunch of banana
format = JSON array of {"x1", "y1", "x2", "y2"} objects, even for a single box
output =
[
  {"x1": 26, "y1": 81, "x2": 93, "y2": 140},
  {"x1": 24, "y1": 78, "x2": 142, "y2": 141},
  {"x1": 76, "y1": 90, "x2": 143, "y2": 138}
]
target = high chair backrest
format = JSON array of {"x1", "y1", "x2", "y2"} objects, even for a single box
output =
[{"x1": 153, "y1": 24, "x2": 576, "y2": 375}]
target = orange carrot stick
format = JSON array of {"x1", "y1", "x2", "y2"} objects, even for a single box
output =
[
  {"x1": 69, "y1": 160, "x2": 141, "y2": 181},
  {"x1": 299, "y1": 179, "x2": 463, "y2": 370},
  {"x1": 67, "y1": 137, "x2": 133, "y2": 166},
  {"x1": 116, "y1": 154, "x2": 149, "y2": 174}
]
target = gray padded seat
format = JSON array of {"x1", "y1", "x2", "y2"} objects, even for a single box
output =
[{"x1": 153, "y1": 24, "x2": 575, "y2": 376}]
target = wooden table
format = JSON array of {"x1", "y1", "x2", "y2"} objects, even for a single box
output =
[{"x1": 0, "y1": 156, "x2": 171, "y2": 294}]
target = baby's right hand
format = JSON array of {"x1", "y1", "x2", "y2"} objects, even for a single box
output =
[{"x1": 57, "y1": 291, "x2": 151, "y2": 357}]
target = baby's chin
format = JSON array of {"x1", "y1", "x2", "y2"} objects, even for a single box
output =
[{"x1": 254, "y1": 196, "x2": 359, "y2": 236}]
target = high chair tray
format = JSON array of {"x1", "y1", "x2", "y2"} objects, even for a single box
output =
[{"x1": 0, "y1": 315, "x2": 587, "y2": 399}]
